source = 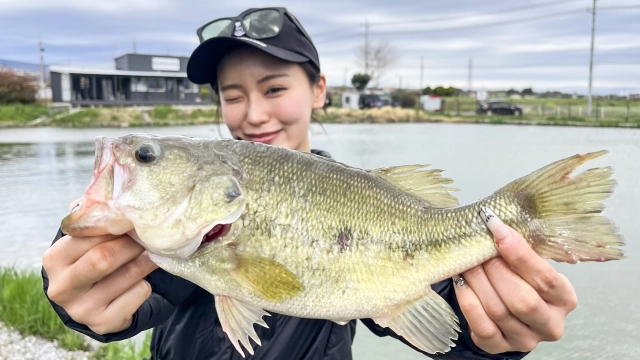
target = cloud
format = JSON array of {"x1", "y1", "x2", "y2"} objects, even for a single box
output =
[{"x1": 1, "y1": 0, "x2": 638, "y2": 94}]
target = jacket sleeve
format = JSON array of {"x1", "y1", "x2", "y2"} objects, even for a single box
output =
[
  {"x1": 359, "y1": 279, "x2": 529, "y2": 360},
  {"x1": 41, "y1": 228, "x2": 197, "y2": 343}
]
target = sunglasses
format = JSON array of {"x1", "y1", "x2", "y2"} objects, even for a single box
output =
[{"x1": 196, "y1": 8, "x2": 314, "y2": 46}]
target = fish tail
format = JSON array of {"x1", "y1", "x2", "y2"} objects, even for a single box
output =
[{"x1": 501, "y1": 150, "x2": 625, "y2": 263}]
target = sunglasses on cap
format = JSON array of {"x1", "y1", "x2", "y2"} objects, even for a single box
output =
[{"x1": 196, "y1": 7, "x2": 314, "y2": 45}]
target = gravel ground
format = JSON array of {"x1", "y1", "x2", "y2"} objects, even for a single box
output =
[{"x1": 0, "y1": 322, "x2": 90, "y2": 360}]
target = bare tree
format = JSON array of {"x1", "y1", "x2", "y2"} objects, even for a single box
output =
[{"x1": 355, "y1": 40, "x2": 397, "y2": 88}]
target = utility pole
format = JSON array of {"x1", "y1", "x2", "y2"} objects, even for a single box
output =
[
  {"x1": 364, "y1": 18, "x2": 370, "y2": 75},
  {"x1": 133, "y1": 38, "x2": 137, "y2": 54},
  {"x1": 397, "y1": 74, "x2": 403, "y2": 107},
  {"x1": 587, "y1": 0, "x2": 597, "y2": 116},
  {"x1": 468, "y1": 57, "x2": 473, "y2": 93},
  {"x1": 343, "y1": 67, "x2": 348, "y2": 87},
  {"x1": 420, "y1": 56, "x2": 424, "y2": 91},
  {"x1": 38, "y1": 39, "x2": 45, "y2": 101}
]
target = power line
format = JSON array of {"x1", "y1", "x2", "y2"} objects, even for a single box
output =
[
  {"x1": 315, "y1": 9, "x2": 584, "y2": 44},
  {"x1": 312, "y1": 0, "x2": 590, "y2": 41},
  {"x1": 596, "y1": 5, "x2": 640, "y2": 11},
  {"x1": 367, "y1": 0, "x2": 587, "y2": 26}
]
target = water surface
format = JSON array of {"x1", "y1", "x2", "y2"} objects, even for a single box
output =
[{"x1": 0, "y1": 123, "x2": 638, "y2": 359}]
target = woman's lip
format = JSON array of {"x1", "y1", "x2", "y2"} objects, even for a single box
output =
[{"x1": 247, "y1": 131, "x2": 280, "y2": 144}]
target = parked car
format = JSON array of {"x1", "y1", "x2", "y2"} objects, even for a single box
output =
[
  {"x1": 358, "y1": 94, "x2": 380, "y2": 109},
  {"x1": 476, "y1": 101, "x2": 523, "y2": 116},
  {"x1": 359, "y1": 94, "x2": 398, "y2": 109}
]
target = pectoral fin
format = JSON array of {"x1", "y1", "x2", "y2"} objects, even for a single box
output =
[
  {"x1": 215, "y1": 295, "x2": 270, "y2": 357},
  {"x1": 228, "y1": 249, "x2": 304, "y2": 302},
  {"x1": 372, "y1": 289, "x2": 460, "y2": 354}
]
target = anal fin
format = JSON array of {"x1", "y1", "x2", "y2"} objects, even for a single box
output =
[
  {"x1": 215, "y1": 295, "x2": 270, "y2": 358},
  {"x1": 372, "y1": 289, "x2": 460, "y2": 354}
]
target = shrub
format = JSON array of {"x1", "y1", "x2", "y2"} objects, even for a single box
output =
[{"x1": 0, "y1": 68, "x2": 38, "y2": 104}]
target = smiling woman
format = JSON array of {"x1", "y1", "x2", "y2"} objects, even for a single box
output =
[{"x1": 41, "y1": 6, "x2": 581, "y2": 360}]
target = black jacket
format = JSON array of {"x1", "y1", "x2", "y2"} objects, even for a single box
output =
[{"x1": 42, "y1": 149, "x2": 527, "y2": 360}]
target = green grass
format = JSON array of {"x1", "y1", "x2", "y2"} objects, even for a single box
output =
[
  {"x1": 0, "y1": 104, "x2": 50, "y2": 123},
  {"x1": 89, "y1": 331, "x2": 152, "y2": 360},
  {"x1": 0, "y1": 266, "x2": 153, "y2": 359},
  {"x1": 51, "y1": 109, "x2": 101, "y2": 126},
  {"x1": 152, "y1": 106, "x2": 181, "y2": 120},
  {"x1": 0, "y1": 267, "x2": 89, "y2": 351}
]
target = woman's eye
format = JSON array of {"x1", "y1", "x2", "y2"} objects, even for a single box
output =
[{"x1": 267, "y1": 87, "x2": 285, "y2": 95}]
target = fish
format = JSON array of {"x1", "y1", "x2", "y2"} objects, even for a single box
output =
[{"x1": 61, "y1": 134, "x2": 625, "y2": 357}]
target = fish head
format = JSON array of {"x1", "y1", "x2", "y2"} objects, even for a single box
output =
[{"x1": 61, "y1": 134, "x2": 247, "y2": 258}]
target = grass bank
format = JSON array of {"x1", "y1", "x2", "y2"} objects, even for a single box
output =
[
  {"x1": 0, "y1": 266, "x2": 151, "y2": 360},
  {"x1": 0, "y1": 104, "x2": 50, "y2": 125},
  {"x1": 318, "y1": 106, "x2": 640, "y2": 128},
  {"x1": 2, "y1": 103, "x2": 640, "y2": 129},
  {"x1": 49, "y1": 106, "x2": 219, "y2": 127}
]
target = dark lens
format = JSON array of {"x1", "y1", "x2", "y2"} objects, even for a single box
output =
[
  {"x1": 201, "y1": 19, "x2": 233, "y2": 41},
  {"x1": 135, "y1": 144, "x2": 158, "y2": 163},
  {"x1": 243, "y1": 9, "x2": 280, "y2": 39}
]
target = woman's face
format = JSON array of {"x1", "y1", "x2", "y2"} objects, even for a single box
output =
[{"x1": 217, "y1": 47, "x2": 326, "y2": 153}]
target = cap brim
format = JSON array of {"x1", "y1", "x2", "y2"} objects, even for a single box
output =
[{"x1": 187, "y1": 36, "x2": 310, "y2": 85}]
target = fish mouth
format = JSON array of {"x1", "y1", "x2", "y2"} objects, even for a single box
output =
[
  {"x1": 198, "y1": 223, "x2": 233, "y2": 249},
  {"x1": 61, "y1": 137, "x2": 133, "y2": 237}
]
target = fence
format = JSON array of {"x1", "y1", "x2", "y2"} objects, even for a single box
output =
[
  {"x1": 440, "y1": 97, "x2": 640, "y2": 120},
  {"x1": 525, "y1": 103, "x2": 640, "y2": 120}
]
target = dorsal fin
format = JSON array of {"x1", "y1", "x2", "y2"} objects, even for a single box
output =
[{"x1": 371, "y1": 165, "x2": 459, "y2": 208}]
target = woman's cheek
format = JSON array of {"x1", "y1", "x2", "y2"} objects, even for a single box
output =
[
  {"x1": 221, "y1": 106, "x2": 244, "y2": 133},
  {"x1": 274, "y1": 93, "x2": 312, "y2": 125}
]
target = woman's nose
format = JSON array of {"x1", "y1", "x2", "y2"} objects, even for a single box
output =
[{"x1": 246, "y1": 98, "x2": 270, "y2": 126}]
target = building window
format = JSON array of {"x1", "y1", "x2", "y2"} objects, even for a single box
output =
[
  {"x1": 148, "y1": 78, "x2": 166, "y2": 92},
  {"x1": 181, "y1": 79, "x2": 199, "y2": 93},
  {"x1": 131, "y1": 77, "x2": 147, "y2": 92}
]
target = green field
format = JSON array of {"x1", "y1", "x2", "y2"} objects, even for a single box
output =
[
  {"x1": 2, "y1": 99, "x2": 640, "y2": 129},
  {"x1": 440, "y1": 96, "x2": 640, "y2": 120}
]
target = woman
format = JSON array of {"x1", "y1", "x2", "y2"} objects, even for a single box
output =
[{"x1": 42, "y1": 7, "x2": 577, "y2": 359}]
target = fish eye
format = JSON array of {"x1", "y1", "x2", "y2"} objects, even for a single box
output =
[{"x1": 135, "y1": 143, "x2": 160, "y2": 164}]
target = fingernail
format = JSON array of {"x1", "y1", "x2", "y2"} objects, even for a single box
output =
[
  {"x1": 478, "y1": 207, "x2": 510, "y2": 242},
  {"x1": 453, "y1": 274, "x2": 466, "y2": 287}
]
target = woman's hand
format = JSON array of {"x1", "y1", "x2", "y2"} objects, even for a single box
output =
[
  {"x1": 42, "y1": 200, "x2": 158, "y2": 335},
  {"x1": 453, "y1": 212, "x2": 578, "y2": 354}
]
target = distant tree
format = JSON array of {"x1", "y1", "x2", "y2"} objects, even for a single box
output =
[
  {"x1": 422, "y1": 86, "x2": 433, "y2": 95},
  {"x1": 391, "y1": 89, "x2": 419, "y2": 108},
  {"x1": 522, "y1": 88, "x2": 535, "y2": 96},
  {"x1": 506, "y1": 88, "x2": 520, "y2": 96},
  {"x1": 431, "y1": 86, "x2": 457, "y2": 96},
  {"x1": 351, "y1": 73, "x2": 371, "y2": 91},
  {"x1": 355, "y1": 40, "x2": 397, "y2": 88},
  {"x1": 0, "y1": 68, "x2": 38, "y2": 104}
]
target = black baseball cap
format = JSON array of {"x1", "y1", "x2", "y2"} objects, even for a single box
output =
[{"x1": 187, "y1": 8, "x2": 320, "y2": 86}]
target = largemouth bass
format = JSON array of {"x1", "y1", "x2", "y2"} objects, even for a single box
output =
[{"x1": 61, "y1": 134, "x2": 624, "y2": 357}]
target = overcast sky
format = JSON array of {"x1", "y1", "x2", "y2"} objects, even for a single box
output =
[{"x1": 1, "y1": 0, "x2": 638, "y2": 94}]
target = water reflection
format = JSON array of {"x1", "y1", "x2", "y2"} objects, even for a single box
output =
[{"x1": 0, "y1": 142, "x2": 95, "y2": 267}]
